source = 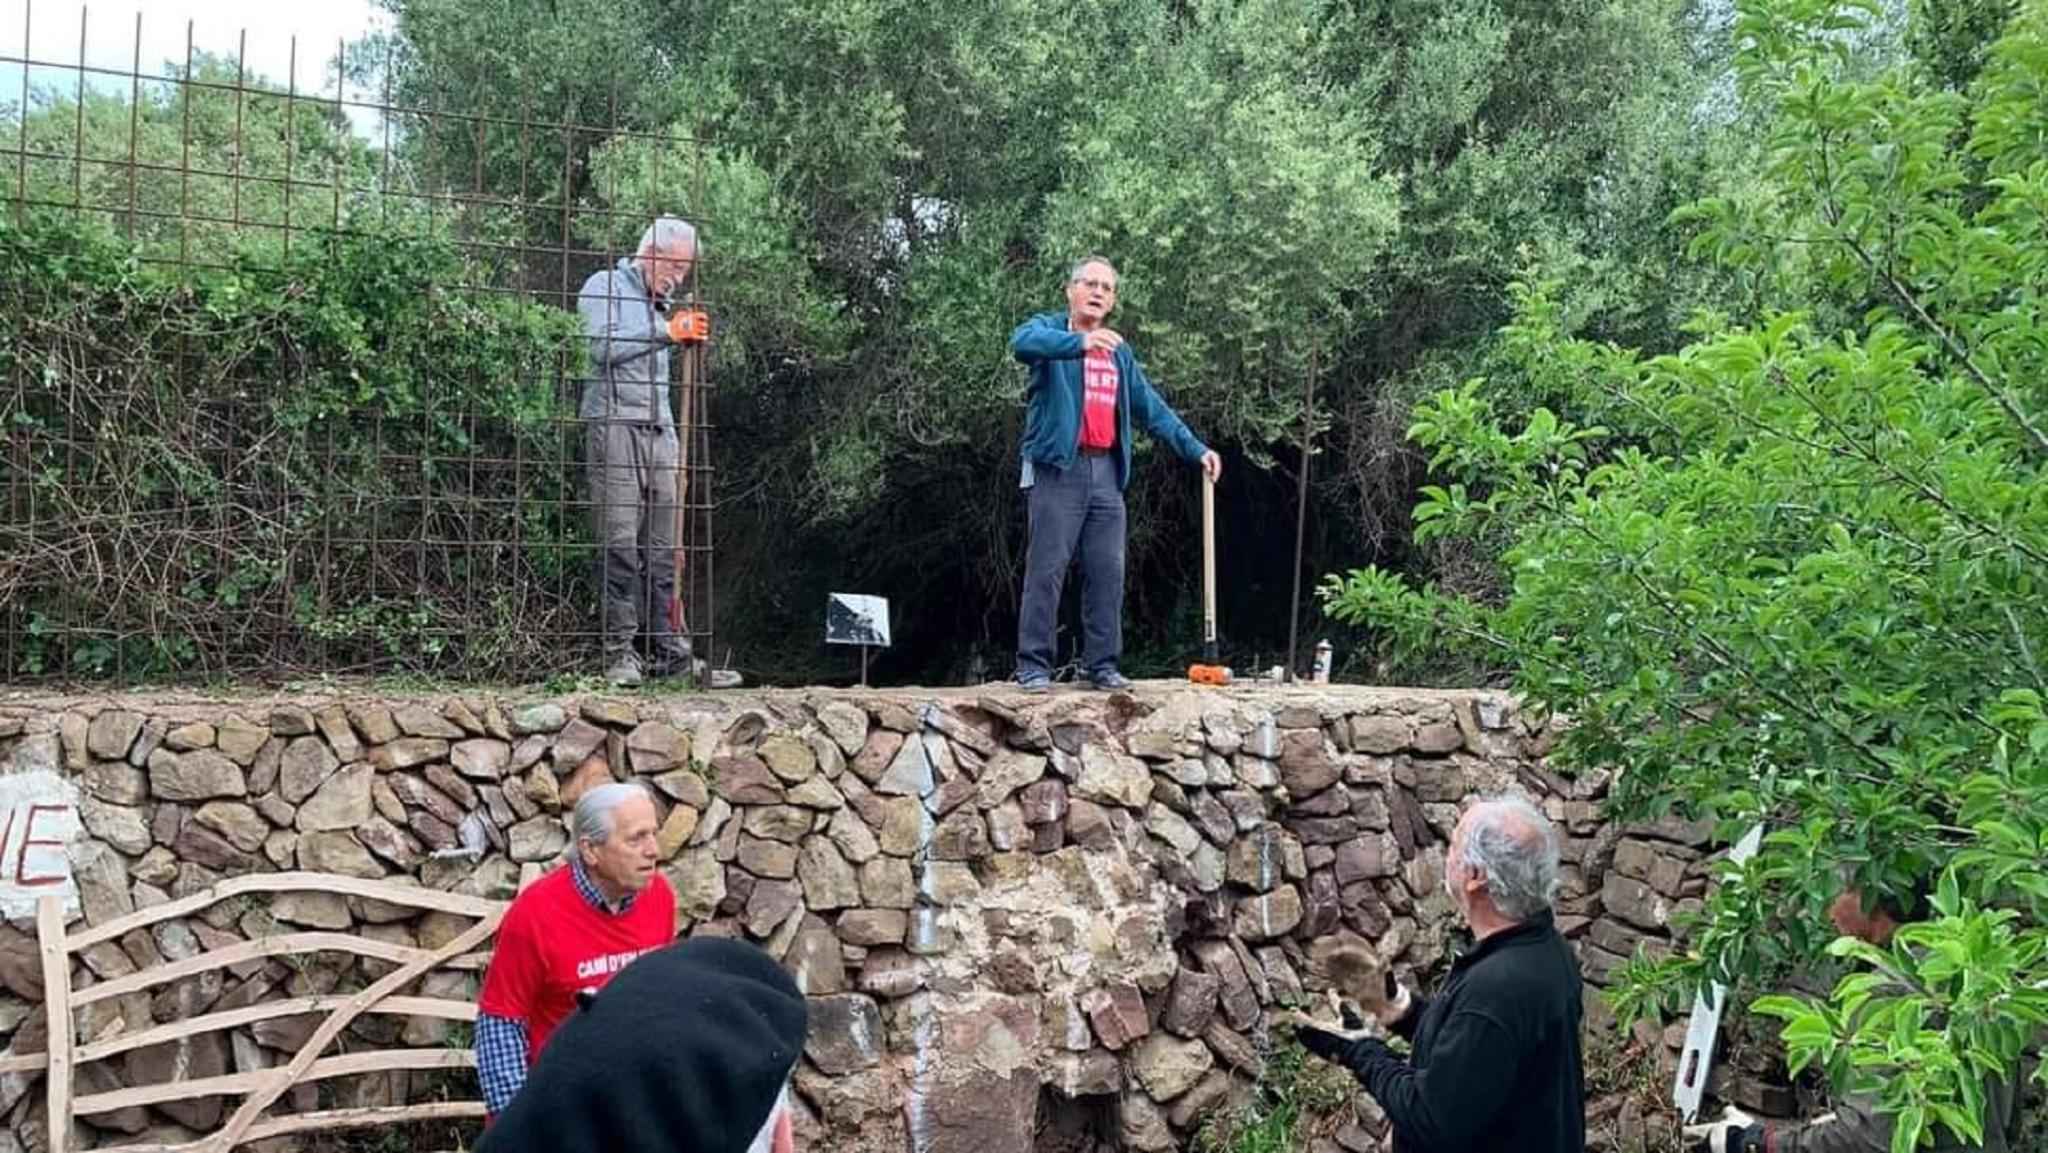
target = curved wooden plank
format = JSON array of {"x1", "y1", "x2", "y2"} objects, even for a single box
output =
[
  {"x1": 37, "y1": 896, "x2": 74, "y2": 1153},
  {"x1": 205, "y1": 908, "x2": 505, "y2": 1153},
  {"x1": 76, "y1": 995, "x2": 477, "y2": 1065},
  {"x1": 73, "y1": 934, "x2": 492, "y2": 1007},
  {"x1": 92, "y1": 1102, "x2": 487, "y2": 1153},
  {"x1": 67, "y1": 873, "x2": 504, "y2": 952},
  {"x1": 0, "y1": 995, "x2": 480, "y2": 1077},
  {"x1": 75, "y1": 1048, "x2": 473, "y2": 1115}
]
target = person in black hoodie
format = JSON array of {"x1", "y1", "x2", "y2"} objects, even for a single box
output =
[
  {"x1": 477, "y1": 936, "x2": 809, "y2": 1153},
  {"x1": 1292, "y1": 793, "x2": 1585, "y2": 1153}
]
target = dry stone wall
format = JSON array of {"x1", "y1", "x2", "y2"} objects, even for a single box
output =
[{"x1": 0, "y1": 686, "x2": 1748, "y2": 1153}]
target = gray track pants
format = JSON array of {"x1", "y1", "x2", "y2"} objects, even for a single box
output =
[{"x1": 586, "y1": 420, "x2": 690, "y2": 663}]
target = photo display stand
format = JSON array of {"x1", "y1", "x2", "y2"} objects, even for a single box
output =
[{"x1": 826, "y1": 593, "x2": 891, "y2": 687}]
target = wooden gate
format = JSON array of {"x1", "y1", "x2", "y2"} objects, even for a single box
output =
[{"x1": 4, "y1": 872, "x2": 506, "y2": 1153}]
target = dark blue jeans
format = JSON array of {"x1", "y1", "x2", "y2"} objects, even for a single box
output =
[{"x1": 1016, "y1": 453, "x2": 1125, "y2": 680}]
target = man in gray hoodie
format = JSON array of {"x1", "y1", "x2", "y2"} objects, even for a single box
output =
[{"x1": 576, "y1": 217, "x2": 704, "y2": 687}]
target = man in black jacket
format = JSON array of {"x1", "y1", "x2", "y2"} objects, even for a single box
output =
[{"x1": 1294, "y1": 793, "x2": 1585, "y2": 1153}]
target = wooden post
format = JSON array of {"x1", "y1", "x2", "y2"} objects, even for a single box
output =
[
  {"x1": 36, "y1": 895, "x2": 72, "y2": 1153},
  {"x1": 1285, "y1": 348, "x2": 1317, "y2": 683}
]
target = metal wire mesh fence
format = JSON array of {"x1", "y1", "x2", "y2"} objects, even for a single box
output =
[{"x1": 0, "y1": 5, "x2": 718, "y2": 682}]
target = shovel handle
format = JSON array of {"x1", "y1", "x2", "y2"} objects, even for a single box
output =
[{"x1": 1202, "y1": 472, "x2": 1217, "y2": 662}]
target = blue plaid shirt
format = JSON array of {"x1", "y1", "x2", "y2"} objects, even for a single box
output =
[{"x1": 476, "y1": 860, "x2": 639, "y2": 1115}]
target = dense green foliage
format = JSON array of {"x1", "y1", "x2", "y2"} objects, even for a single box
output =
[
  {"x1": 0, "y1": 207, "x2": 586, "y2": 678},
  {"x1": 1321, "y1": 0, "x2": 2048, "y2": 1146}
]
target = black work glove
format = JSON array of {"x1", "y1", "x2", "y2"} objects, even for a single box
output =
[{"x1": 1292, "y1": 1022, "x2": 1390, "y2": 1075}]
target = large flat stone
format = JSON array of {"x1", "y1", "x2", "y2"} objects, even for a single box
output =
[
  {"x1": 1194, "y1": 941, "x2": 1259, "y2": 1032},
  {"x1": 836, "y1": 909, "x2": 907, "y2": 947},
  {"x1": 451, "y1": 739, "x2": 512, "y2": 779},
  {"x1": 627, "y1": 722, "x2": 691, "y2": 774},
  {"x1": 82, "y1": 759, "x2": 149, "y2": 805},
  {"x1": 296, "y1": 831, "x2": 386, "y2": 878},
  {"x1": 1278, "y1": 729, "x2": 1341, "y2": 797},
  {"x1": 367, "y1": 737, "x2": 449, "y2": 773},
  {"x1": 711, "y1": 754, "x2": 785, "y2": 805},
  {"x1": 1079, "y1": 983, "x2": 1148, "y2": 1050},
  {"x1": 278, "y1": 737, "x2": 340, "y2": 802},
  {"x1": 1072, "y1": 744, "x2": 1153, "y2": 809},
  {"x1": 172, "y1": 823, "x2": 259, "y2": 875},
  {"x1": 149, "y1": 749, "x2": 247, "y2": 802},
  {"x1": 87, "y1": 710, "x2": 144, "y2": 760},
  {"x1": 509, "y1": 817, "x2": 569, "y2": 863},
  {"x1": 1234, "y1": 884, "x2": 1304, "y2": 942},
  {"x1": 79, "y1": 796, "x2": 152, "y2": 855},
  {"x1": 1161, "y1": 966, "x2": 1220, "y2": 1037},
  {"x1": 797, "y1": 840, "x2": 861, "y2": 910},
  {"x1": 805, "y1": 994, "x2": 884, "y2": 1075},
  {"x1": 295, "y1": 763, "x2": 374, "y2": 832},
  {"x1": 194, "y1": 802, "x2": 270, "y2": 853},
  {"x1": 1130, "y1": 1032, "x2": 1214, "y2": 1101},
  {"x1": 817, "y1": 702, "x2": 869, "y2": 758}
]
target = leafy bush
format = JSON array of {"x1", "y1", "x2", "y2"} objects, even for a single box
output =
[
  {"x1": 1321, "y1": 1, "x2": 2048, "y2": 1148},
  {"x1": 0, "y1": 208, "x2": 590, "y2": 678}
]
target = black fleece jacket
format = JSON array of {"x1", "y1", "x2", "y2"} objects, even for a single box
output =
[{"x1": 1309, "y1": 910, "x2": 1586, "y2": 1153}]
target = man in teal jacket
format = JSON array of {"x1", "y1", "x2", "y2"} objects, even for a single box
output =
[{"x1": 1010, "y1": 256, "x2": 1221, "y2": 690}]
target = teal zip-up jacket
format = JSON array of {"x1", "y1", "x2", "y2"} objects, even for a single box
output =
[{"x1": 1011, "y1": 311, "x2": 1209, "y2": 491}]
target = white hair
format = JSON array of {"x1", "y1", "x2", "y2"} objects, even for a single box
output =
[
  {"x1": 1067, "y1": 255, "x2": 1117, "y2": 284},
  {"x1": 745, "y1": 1084, "x2": 792, "y2": 1153},
  {"x1": 572, "y1": 781, "x2": 651, "y2": 846},
  {"x1": 1455, "y1": 793, "x2": 1560, "y2": 921},
  {"x1": 638, "y1": 215, "x2": 697, "y2": 259}
]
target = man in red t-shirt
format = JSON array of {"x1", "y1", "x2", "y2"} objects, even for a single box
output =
[
  {"x1": 1010, "y1": 256, "x2": 1222, "y2": 690},
  {"x1": 475, "y1": 780, "x2": 676, "y2": 1120}
]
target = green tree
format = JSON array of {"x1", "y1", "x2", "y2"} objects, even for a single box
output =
[
  {"x1": 1906, "y1": 0, "x2": 2019, "y2": 89},
  {"x1": 7, "y1": 53, "x2": 378, "y2": 265},
  {"x1": 1321, "y1": 1, "x2": 2048, "y2": 1147}
]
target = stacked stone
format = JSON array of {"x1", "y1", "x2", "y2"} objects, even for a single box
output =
[{"x1": 0, "y1": 687, "x2": 1717, "y2": 1153}]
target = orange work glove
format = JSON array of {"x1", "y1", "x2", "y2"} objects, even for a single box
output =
[{"x1": 666, "y1": 307, "x2": 710, "y2": 345}]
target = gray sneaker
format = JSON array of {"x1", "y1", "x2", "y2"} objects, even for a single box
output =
[
  {"x1": 1087, "y1": 669, "x2": 1132, "y2": 691},
  {"x1": 605, "y1": 653, "x2": 644, "y2": 688},
  {"x1": 1016, "y1": 672, "x2": 1052, "y2": 694}
]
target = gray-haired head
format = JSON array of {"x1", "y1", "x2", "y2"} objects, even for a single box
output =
[
  {"x1": 1453, "y1": 793, "x2": 1560, "y2": 921},
  {"x1": 572, "y1": 780, "x2": 653, "y2": 847},
  {"x1": 638, "y1": 215, "x2": 697, "y2": 260},
  {"x1": 1067, "y1": 255, "x2": 1117, "y2": 285}
]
